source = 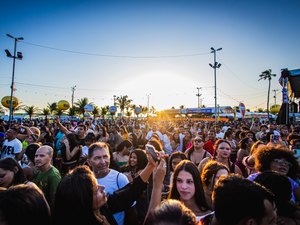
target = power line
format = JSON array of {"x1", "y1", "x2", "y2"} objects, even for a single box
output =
[
  {"x1": 217, "y1": 56, "x2": 261, "y2": 90},
  {"x1": 22, "y1": 41, "x2": 210, "y2": 59}
]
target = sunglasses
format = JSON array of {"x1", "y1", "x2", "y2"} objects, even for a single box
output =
[{"x1": 194, "y1": 139, "x2": 203, "y2": 143}]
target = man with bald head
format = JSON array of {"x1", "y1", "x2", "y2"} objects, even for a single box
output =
[{"x1": 33, "y1": 145, "x2": 61, "y2": 209}]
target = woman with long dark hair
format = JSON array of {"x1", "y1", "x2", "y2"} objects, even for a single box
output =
[{"x1": 168, "y1": 160, "x2": 211, "y2": 221}]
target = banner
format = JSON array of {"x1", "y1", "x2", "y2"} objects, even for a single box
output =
[{"x1": 239, "y1": 102, "x2": 246, "y2": 118}]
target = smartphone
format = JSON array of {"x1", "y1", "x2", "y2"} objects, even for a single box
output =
[
  {"x1": 146, "y1": 144, "x2": 159, "y2": 162},
  {"x1": 294, "y1": 149, "x2": 300, "y2": 158}
]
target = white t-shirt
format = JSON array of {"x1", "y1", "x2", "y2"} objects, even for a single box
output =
[
  {"x1": 97, "y1": 169, "x2": 129, "y2": 225},
  {"x1": 0, "y1": 138, "x2": 22, "y2": 159},
  {"x1": 146, "y1": 130, "x2": 163, "y2": 141},
  {"x1": 162, "y1": 134, "x2": 172, "y2": 154}
]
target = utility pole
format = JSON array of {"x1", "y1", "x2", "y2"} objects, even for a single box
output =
[
  {"x1": 273, "y1": 89, "x2": 279, "y2": 105},
  {"x1": 147, "y1": 93, "x2": 151, "y2": 118},
  {"x1": 209, "y1": 47, "x2": 222, "y2": 126},
  {"x1": 71, "y1": 85, "x2": 76, "y2": 107},
  {"x1": 5, "y1": 34, "x2": 24, "y2": 125},
  {"x1": 196, "y1": 87, "x2": 202, "y2": 108}
]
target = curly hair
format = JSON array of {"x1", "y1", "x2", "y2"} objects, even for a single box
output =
[{"x1": 254, "y1": 144, "x2": 298, "y2": 180}]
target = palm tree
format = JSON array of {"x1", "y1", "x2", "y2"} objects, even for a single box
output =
[
  {"x1": 68, "y1": 106, "x2": 77, "y2": 117},
  {"x1": 92, "y1": 106, "x2": 100, "y2": 119},
  {"x1": 101, "y1": 106, "x2": 109, "y2": 118},
  {"x1": 115, "y1": 95, "x2": 132, "y2": 116},
  {"x1": 75, "y1": 97, "x2": 89, "y2": 117},
  {"x1": 47, "y1": 102, "x2": 57, "y2": 115},
  {"x1": 141, "y1": 106, "x2": 148, "y2": 117},
  {"x1": 41, "y1": 108, "x2": 50, "y2": 121},
  {"x1": 258, "y1": 69, "x2": 276, "y2": 121},
  {"x1": 150, "y1": 106, "x2": 156, "y2": 116},
  {"x1": 23, "y1": 105, "x2": 39, "y2": 120},
  {"x1": 55, "y1": 109, "x2": 64, "y2": 117}
]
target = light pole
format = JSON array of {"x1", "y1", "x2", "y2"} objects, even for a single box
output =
[
  {"x1": 209, "y1": 47, "x2": 222, "y2": 126},
  {"x1": 196, "y1": 87, "x2": 202, "y2": 108},
  {"x1": 273, "y1": 89, "x2": 279, "y2": 106},
  {"x1": 5, "y1": 34, "x2": 24, "y2": 125},
  {"x1": 147, "y1": 93, "x2": 151, "y2": 118},
  {"x1": 71, "y1": 85, "x2": 76, "y2": 107}
]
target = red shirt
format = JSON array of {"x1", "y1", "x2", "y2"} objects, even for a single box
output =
[{"x1": 203, "y1": 140, "x2": 215, "y2": 156}]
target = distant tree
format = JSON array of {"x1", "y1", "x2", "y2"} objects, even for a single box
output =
[
  {"x1": 258, "y1": 108, "x2": 264, "y2": 113},
  {"x1": 150, "y1": 106, "x2": 156, "y2": 115},
  {"x1": 115, "y1": 95, "x2": 132, "y2": 116},
  {"x1": 101, "y1": 106, "x2": 109, "y2": 118},
  {"x1": 75, "y1": 97, "x2": 89, "y2": 117},
  {"x1": 258, "y1": 69, "x2": 276, "y2": 121},
  {"x1": 179, "y1": 105, "x2": 185, "y2": 109},
  {"x1": 47, "y1": 102, "x2": 57, "y2": 114},
  {"x1": 92, "y1": 106, "x2": 100, "y2": 119},
  {"x1": 171, "y1": 106, "x2": 175, "y2": 109},
  {"x1": 41, "y1": 108, "x2": 50, "y2": 121},
  {"x1": 126, "y1": 111, "x2": 132, "y2": 117},
  {"x1": 141, "y1": 106, "x2": 148, "y2": 116},
  {"x1": 68, "y1": 106, "x2": 77, "y2": 117},
  {"x1": 23, "y1": 105, "x2": 39, "y2": 120},
  {"x1": 55, "y1": 109, "x2": 64, "y2": 117}
]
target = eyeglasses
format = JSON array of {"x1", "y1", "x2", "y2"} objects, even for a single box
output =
[
  {"x1": 272, "y1": 159, "x2": 293, "y2": 167},
  {"x1": 194, "y1": 139, "x2": 203, "y2": 143}
]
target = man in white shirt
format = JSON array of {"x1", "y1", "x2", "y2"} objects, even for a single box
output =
[
  {"x1": 87, "y1": 142, "x2": 129, "y2": 225},
  {"x1": 0, "y1": 127, "x2": 22, "y2": 160},
  {"x1": 145, "y1": 123, "x2": 163, "y2": 141}
]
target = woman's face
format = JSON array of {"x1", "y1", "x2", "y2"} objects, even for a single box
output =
[
  {"x1": 171, "y1": 157, "x2": 183, "y2": 171},
  {"x1": 216, "y1": 142, "x2": 232, "y2": 159},
  {"x1": 270, "y1": 158, "x2": 291, "y2": 175},
  {"x1": 0, "y1": 168, "x2": 14, "y2": 188},
  {"x1": 93, "y1": 177, "x2": 107, "y2": 210},
  {"x1": 184, "y1": 131, "x2": 191, "y2": 140},
  {"x1": 213, "y1": 169, "x2": 229, "y2": 187},
  {"x1": 176, "y1": 170, "x2": 195, "y2": 202},
  {"x1": 129, "y1": 152, "x2": 138, "y2": 167},
  {"x1": 174, "y1": 133, "x2": 179, "y2": 140},
  {"x1": 247, "y1": 133, "x2": 254, "y2": 139}
]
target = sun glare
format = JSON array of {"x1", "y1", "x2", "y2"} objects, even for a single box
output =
[{"x1": 118, "y1": 71, "x2": 200, "y2": 110}]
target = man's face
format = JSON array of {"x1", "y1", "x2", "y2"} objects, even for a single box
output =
[
  {"x1": 5, "y1": 129, "x2": 17, "y2": 141},
  {"x1": 208, "y1": 131, "x2": 216, "y2": 140},
  {"x1": 77, "y1": 126, "x2": 86, "y2": 136},
  {"x1": 152, "y1": 124, "x2": 157, "y2": 132},
  {"x1": 87, "y1": 148, "x2": 110, "y2": 176},
  {"x1": 34, "y1": 147, "x2": 52, "y2": 169}
]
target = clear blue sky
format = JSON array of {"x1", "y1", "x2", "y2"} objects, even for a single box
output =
[{"x1": 1, "y1": 0, "x2": 299, "y2": 112}]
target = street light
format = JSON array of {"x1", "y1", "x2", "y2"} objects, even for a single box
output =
[
  {"x1": 5, "y1": 34, "x2": 24, "y2": 125},
  {"x1": 196, "y1": 87, "x2": 202, "y2": 108},
  {"x1": 209, "y1": 47, "x2": 222, "y2": 126}
]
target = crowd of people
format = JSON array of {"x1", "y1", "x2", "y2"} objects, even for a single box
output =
[{"x1": 1, "y1": 116, "x2": 300, "y2": 225}]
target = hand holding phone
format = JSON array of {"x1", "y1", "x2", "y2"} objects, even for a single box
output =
[{"x1": 146, "y1": 144, "x2": 159, "y2": 162}]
